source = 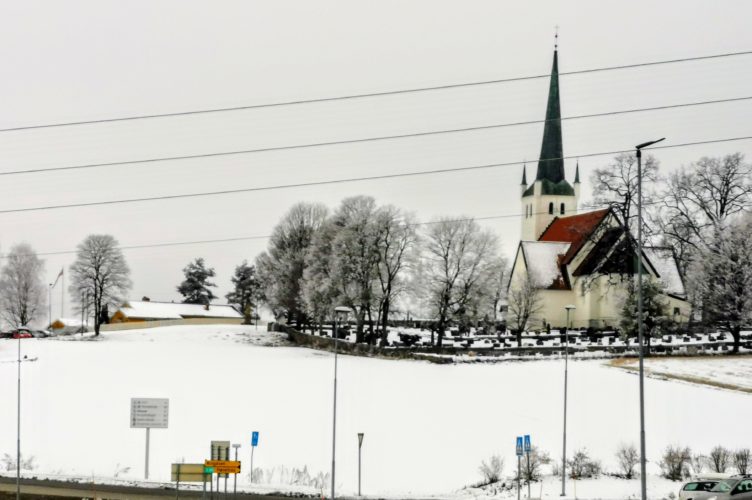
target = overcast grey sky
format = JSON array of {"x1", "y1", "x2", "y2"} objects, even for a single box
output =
[{"x1": 1, "y1": 0, "x2": 751, "y2": 318}]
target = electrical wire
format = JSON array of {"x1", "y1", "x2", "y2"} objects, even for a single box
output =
[
  {"x1": 0, "y1": 136, "x2": 749, "y2": 215},
  {"x1": 1, "y1": 50, "x2": 750, "y2": 134},
  {"x1": 2, "y1": 96, "x2": 750, "y2": 178}
]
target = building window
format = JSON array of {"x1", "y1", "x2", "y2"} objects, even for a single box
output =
[
  {"x1": 560, "y1": 203, "x2": 565, "y2": 215},
  {"x1": 548, "y1": 202, "x2": 554, "y2": 214}
]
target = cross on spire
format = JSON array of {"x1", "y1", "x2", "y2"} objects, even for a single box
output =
[{"x1": 555, "y1": 26, "x2": 559, "y2": 50}]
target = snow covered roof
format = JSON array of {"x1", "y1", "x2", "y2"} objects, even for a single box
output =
[
  {"x1": 50, "y1": 317, "x2": 87, "y2": 327},
  {"x1": 117, "y1": 301, "x2": 242, "y2": 320},
  {"x1": 521, "y1": 241, "x2": 571, "y2": 289},
  {"x1": 643, "y1": 247, "x2": 686, "y2": 297}
]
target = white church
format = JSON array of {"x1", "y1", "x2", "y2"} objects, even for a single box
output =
[{"x1": 507, "y1": 48, "x2": 689, "y2": 330}]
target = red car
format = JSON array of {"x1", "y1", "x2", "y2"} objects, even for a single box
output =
[{"x1": 12, "y1": 329, "x2": 33, "y2": 339}]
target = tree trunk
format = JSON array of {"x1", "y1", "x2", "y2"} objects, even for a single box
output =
[
  {"x1": 355, "y1": 308, "x2": 365, "y2": 343},
  {"x1": 731, "y1": 325, "x2": 741, "y2": 354},
  {"x1": 516, "y1": 329, "x2": 522, "y2": 347},
  {"x1": 380, "y1": 295, "x2": 391, "y2": 347}
]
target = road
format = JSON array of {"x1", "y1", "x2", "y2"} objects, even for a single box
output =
[{"x1": 0, "y1": 476, "x2": 310, "y2": 500}]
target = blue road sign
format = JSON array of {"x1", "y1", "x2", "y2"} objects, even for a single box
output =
[
  {"x1": 524, "y1": 435, "x2": 531, "y2": 453},
  {"x1": 516, "y1": 436, "x2": 523, "y2": 457},
  {"x1": 251, "y1": 431, "x2": 259, "y2": 447}
]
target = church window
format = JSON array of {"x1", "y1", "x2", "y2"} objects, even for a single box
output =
[
  {"x1": 560, "y1": 203, "x2": 565, "y2": 215},
  {"x1": 548, "y1": 202, "x2": 554, "y2": 214}
]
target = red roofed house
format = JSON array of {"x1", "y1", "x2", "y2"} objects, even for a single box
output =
[{"x1": 507, "y1": 47, "x2": 689, "y2": 329}]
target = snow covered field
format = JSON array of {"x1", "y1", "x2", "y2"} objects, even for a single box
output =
[
  {"x1": 0, "y1": 325, "x2": 750, "y2": 498},
  {"x1": 617, "y1": 356, "x2": 752, "y2": 392}
]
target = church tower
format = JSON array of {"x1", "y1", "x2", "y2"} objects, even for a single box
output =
[{"x1": 520, "y1": 47, "x2": 579, "y2": 241}]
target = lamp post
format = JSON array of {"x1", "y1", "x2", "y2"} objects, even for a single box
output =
[
  {"x1": 561, "y1": 304, "x2": 575, "y2": 497},
  {"x1": 635, "y1": 138, "x2": 665, "y2": 500},
  {"x1": 357, "y1": 433, "x2": 364, "y2": 496},
  {"x1": 331, "y1": 306, "x2": 351, "y2": 500}
]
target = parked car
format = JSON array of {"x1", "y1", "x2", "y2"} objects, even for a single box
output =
[
  {"x1": 0, "y1": 331, "x2": 13, "y2": 339},
  {"x1": 31, "y1": 329, "x2": 53, "y2": 338},
  {"x1": 12, "y1": 331, "x2": 33, "y2": 339},
  {"x1": 707, "y1": 477, "x2": 752, "y2": 500},
  {"x1": 679, "y1": 475, "x2": 727, "y2": 500}
]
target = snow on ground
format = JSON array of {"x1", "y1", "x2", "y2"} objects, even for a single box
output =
[
  {"x1": 0, "y1": 325, "x2": 750, "y2": 499},
  {"x1": 616, "y1": 356, "x2": 752, "y2": 392}
]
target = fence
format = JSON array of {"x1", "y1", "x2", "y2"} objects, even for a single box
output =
[{"x1": 101, "y1": 317, "x2": 243, "y2": 332}]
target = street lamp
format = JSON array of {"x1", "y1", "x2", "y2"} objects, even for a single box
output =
[
  {"x1": 635, "y1": 137, "x2": 665, "y2": 500},
  {"x1": 331, "y1": 306, "x2": 351, "y2": 500},
  {"x1": 561, "y1": 304, "x2": 575, "y2": 496},
  {"x1": 357, "y1": 433, "x2": 364, "y2": 496}
]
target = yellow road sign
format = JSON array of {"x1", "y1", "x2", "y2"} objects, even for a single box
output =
[
  {"x1": 213, "y1": 465, "x2": 241, "y2": 474},
  {"x1": 204, "y1": 460, "x2": 240, "y2": 468}
]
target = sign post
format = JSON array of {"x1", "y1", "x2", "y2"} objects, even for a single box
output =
[
  {"x1": 232, "y1": 444, "x2": 241, "y2": 499},
  {"x1": 250, "y1": 432, "x2": 259, "y2": 483},
  {"x1": 130, "y1": 398, "x2": 169, "y2": 480},
  {"x1": 524, "y1": 435, "x2": 532, "y2": 499},
  {"x1": 516, "y1": 436, "x2": 523, "y2": 500},
  {"x1": 357, "y1": 433, "x2": 364, "y2": 496}
]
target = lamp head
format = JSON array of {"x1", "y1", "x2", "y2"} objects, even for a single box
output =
[
  {"x1": 564, "y1": 305, "x2": 576, "y2": 311},
  {"x1": 635, "y1": 137, "x2": 665, "y2": 150}
]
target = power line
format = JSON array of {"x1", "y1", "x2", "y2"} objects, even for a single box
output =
[
  {"x1": 1, "y1": 209, "x2": 590, "y2": 259},
  {"x1": 1, "y1": 50, "x2": 750, "y2": 134},
  {"x1": 2, "y1": 95, "x2": 750, "y2": 178},
  {"x1": 1, "y1": 136, "x2": 749, "y2": 215}
]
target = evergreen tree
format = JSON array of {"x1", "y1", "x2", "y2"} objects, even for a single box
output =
[
  {"x1": 177, "y1": 258, "x2": 216, "y2": 305},
  {"x1": 620, "y1": 278, "x2": 670, "y2": 353},
  {"x1": 226, "y1": 261, "x2": 261, "y2": 324}
]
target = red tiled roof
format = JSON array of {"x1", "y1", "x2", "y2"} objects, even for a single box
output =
[{"x1": 538, "y1": 209, "x2": 610, "y2": 263}]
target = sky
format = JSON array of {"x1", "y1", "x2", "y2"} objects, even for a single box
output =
[{"x1": 0, "y1": 0, "x2": 751, "y2": 320}]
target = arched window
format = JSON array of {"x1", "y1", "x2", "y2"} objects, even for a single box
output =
[
  {"x1": 560, "y1": 203, "x2": 565, "y2": 215},
  {"x1": 548, "y1": 202, "x2": 554, "y2": 214}
]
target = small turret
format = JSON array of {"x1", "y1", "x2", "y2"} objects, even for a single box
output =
[
  {"x1": 521, "y1": 163, "x2": 528, "y2": 195},
  {"x1": 574, "y1": 159, "x2": 581, "y2": 208}
]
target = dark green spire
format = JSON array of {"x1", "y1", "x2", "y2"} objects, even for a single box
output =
[
  {"x1": 521, "y1": 163, "x2": 527, "y2": 185},
  {"x1": 523, "y1": 48, "x2": 574, "y2": 198},
  {"x1": 574, "y1": 160, "x2": 580, "y2": 183},
  {"x1": 537, "y1": 49, "x2": 565, "y2": 183}
]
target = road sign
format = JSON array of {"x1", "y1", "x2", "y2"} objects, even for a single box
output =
[
  {"x1": 205, "y1": 460, "x2": 241, "y2": 474},
  {"x1": 524, "y1": 435, "x2": 531, "y2": 453},
  {"x1": 130, "y1": 398, "x2": 169, "y2": 428},
  {"x1": 516, "y1": 436, "x2": 523, "y2": 457},
  {"x1": 171, "y1": 463, "x2": 210, "y2": 482},
  {"x1": 204, "y1": 466, "x2": 214, "y2": 474},
  {"x1": 251, "y1": 431, "x2": 259, "y2": 447},
  {"x1": 211, "y1": 441, "x2": 230, "y2": 460}
]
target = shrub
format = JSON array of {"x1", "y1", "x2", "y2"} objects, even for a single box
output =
[
  {"x1": 479, "y1": 455, "x2": 504, "y2": 485},
  {"x1": 568, "y1": 449, "x2": 601, "y2": 479},
  {"x1": 522, "y1": 446, "x2": 551, "y2": 483},
  {"x1": 616, "y1": 443, "x2": 639, "y2": 479},
  {"x1": 690, "y1": 454, "x2": 705, "y2": 476},
  {"x1": 734, "y1": 449, "x2": 751, "y2": 475},
  {"x1": 709, "y1": 446, "x2": 731, "y2": 473},
  {"x1": 660, "y1": 446, "x2": 692, "y2": 481}
]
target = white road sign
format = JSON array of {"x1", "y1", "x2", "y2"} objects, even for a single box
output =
[{"x1": 130, "y1": 398, "x2": 169, "y2": 428}]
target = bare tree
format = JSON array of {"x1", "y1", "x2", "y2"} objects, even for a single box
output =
[
  {"x1": 373, "y1": 205, "x2": 417, "y2": 346},
  {"x1": 616, "y1": 443, "x2": 639, "y2": 479},
  {"x1": 507, "y1": 273, "x2": 542, "y2": 346},
  {"x1": 478, "y1": 455, "x2": 504, "y2": 485},
  {"x1": 423, "y1": 217, "x2": 498, "y2": 347},
  {"x1": 734, "y1": 449, "x2": 751, "y2": 475},
  {"x1": 487, "y1": 256, "x2": 510, "y2": 322},
  {"x1": 0, "y1": 243, "x2": 45, "y2": 327},
  {"x1": 522, "y1": 446, "x2": 550, "y2": 483},
  {"x1": 661, "y1": 153, "x2": 752, "y2": 273},
  {"x1": 708, "y1": 446, "x2": 731, "y2": 473},
  {"x1": 659, "y1": 445, "x2": 692, "y2": 481},
  {"x1": 590, "y1": 152, "x2": 659, "y2": 234},
  {"x1": 69, "y1": 234, "x2": 132, "y2": 336}
]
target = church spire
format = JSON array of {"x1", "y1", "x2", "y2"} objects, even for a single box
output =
[
  {"x1": 521, "y1": 163, "x2": 528, "y2": 185},
  {"x1": 574, "y1": 159, "x2": 580, "y2": 183},
  {"x1": 536, "y1": 46, "x2": 565, "y2": 184}
]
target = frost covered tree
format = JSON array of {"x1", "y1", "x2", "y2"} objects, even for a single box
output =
[
  {"x1": 0, "y1": 243, "x2": 46, "y2": 327},
  {"x1": 177, "y1": 258, "x2": 216, "y2": 305},
  {"x1": 256, "y1": 202, "x2": 328, "y2": 327},
  {"x1": 69, "y1": 234, "x2": 131, "y2": 336},
  {"x1": 225, "y1": 261, "x2": 261, "y2": 324},
  {"x1": 590, "y1": 152, "x2": 659, "y2": 234},
  {"x1": 487, "y1": 255, "x2": 510, "y2": 322},
  {"x1": 695, "y1": 215, "x2": 752, "y2": 353},
  {"x1": 506, "y1": 273, "x2": 542, "y2": 346},
  {"x1": 660, "y1": 153, "x2": 752, "y2": 278},
  {"x1": 423, "y1": 217, "x2": 498, "y2": 347}
]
